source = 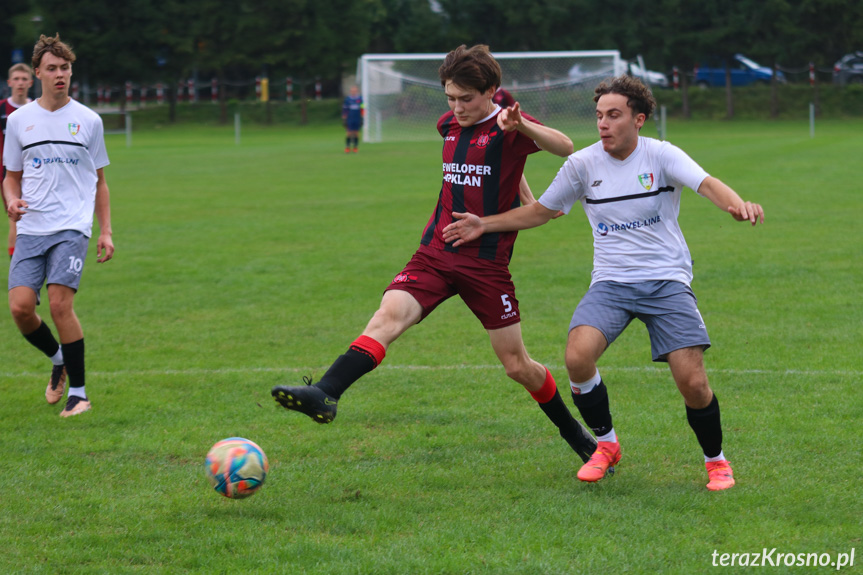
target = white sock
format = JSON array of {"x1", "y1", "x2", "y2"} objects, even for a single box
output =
[
  {"x1": 570, "y1": 370, "x2": 602, "y2": 395},
  {"x1": 67, "y1": 387, "x2": 87, "y2": 400},
  {"x1": 50, "y1": 348, "x2": 64, "y2": 366},
  {"x1": 597, "y1": 429, "x2": 617, "y2": 443},
  {"x1": 705, "y1": 451, "x2": 726, "y2": 463}
]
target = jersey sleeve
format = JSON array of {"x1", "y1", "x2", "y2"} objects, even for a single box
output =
[
  {"x1": 661, "y1": 142, "x2": 709, "y2": 195},
  {"x1": 509, "y1": 111, "x2": 543, "y2": 157},
  {"x1": 88, "y1": 115, "x2": 110, "y2": 169},
  {"x1": 538, "y1": 155, "x2": 584, "y2": 215}
]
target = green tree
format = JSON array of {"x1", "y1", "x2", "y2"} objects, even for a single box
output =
[
  {"x1": 34, "y1": 0, "x2": 171, "y2": 107},
  {"x1": 1, "y1": 2, "x2": 39, "y2": 75},
  {"x1": 368, "y1": 0, "x2": 448, "y2": 53}
]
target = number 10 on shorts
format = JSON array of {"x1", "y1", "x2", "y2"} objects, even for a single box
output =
[{"x1": 68, "y1": 256, "x2": 83, "y2": 274}]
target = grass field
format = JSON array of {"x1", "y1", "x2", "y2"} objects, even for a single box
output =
[{"x1": 1, "y1": 118, "x2": 860, "y2": 574}]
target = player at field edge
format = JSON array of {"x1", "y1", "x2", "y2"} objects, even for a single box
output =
[
  {"x1": 1, "y1": 63, "x2": 34, "y2": 258},
  {"x1": 442, "y1": 75, "x2": 765, "y2": 491},
  {"x1": 274, "y1": 44, "x2": 602, "y2": 465},
  {"x1": 342, "y1": 85, "x2": 363, "y2": 153},
  {"x1": 2, "y1": 34, "x2": 114, "y2": 417},
  {"x1": 492, "y1": 86, "x2": 515, "y2": 109}
]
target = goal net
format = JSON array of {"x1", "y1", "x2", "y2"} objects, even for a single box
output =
[{"x1": 358, "y1": 51, "x2": 625, "y2": 144}]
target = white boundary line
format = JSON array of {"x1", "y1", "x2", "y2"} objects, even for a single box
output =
[{"x1": 0, "y1": 365, "x2": 859, "y2": 378}]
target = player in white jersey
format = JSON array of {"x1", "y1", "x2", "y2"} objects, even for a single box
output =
[
  {"x1": 2, "y1": 34, "x2": 114, "y2": 417},
  {"x1": 443, "y1": 75, "x2": 764, "y2": 491}
]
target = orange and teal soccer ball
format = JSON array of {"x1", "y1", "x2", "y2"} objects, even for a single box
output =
[{"x1": 205, "y1": 437, "x2": 269, "y2": 499}]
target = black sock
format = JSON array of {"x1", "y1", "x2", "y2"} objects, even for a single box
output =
[
  {"x1": 314, "y1": 348, "x2": 376, "y2": 400},
  {"x1": 23, "y1": 321, "x2": 61, "y2": 359},
  {"x1": 686, "y1": 394, "x2": 723, "y2": 458},
  {"x1": 539, "y1": 390, "x2": 595, "y2": 459},
  {"x1": 346, "y1": 137, "x2": 351, "y2": 148},
  {"x1": 352, "y1": 137, "x2": 359, "y2": 149},
  {"x1": 62, "y1": 338, "x2": 86, "y2": 392},
  {"x1": 571, "y1": 381, "x2": 613, "y2": 437},
  {"x1": 539, "y1": 390, "x2": 580, "y2": 434}
]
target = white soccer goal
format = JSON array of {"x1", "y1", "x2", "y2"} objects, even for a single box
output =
[{"x1": 358, "y1": 51, "x2": 625, "y2": 144}]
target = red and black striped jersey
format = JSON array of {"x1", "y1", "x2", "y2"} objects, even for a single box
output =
[
  {"x1": 1, "y1": 99, "x2": 13, "y2": 166},
  {"x1": 421, "y1": 108, "x2": 542, "y2": 264}
]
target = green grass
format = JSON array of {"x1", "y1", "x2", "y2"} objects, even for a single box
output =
[{"x1": 1, "y1": 119, "x2": 860, "y2": 574}]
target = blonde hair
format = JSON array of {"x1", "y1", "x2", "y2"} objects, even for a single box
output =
[
  {"x1": 8, "y1": 63, "x2": 33, "y2": 78},
  {"x1": 32, "y1": 34, "x2": 76, "y2": 69}
]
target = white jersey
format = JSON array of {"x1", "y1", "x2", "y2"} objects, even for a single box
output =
[
  {"x1": 540, "y1": 136, "x2": 709, "y2": 286},
  {"x1": 2, "y1": 99, "x2": 109, "y2": 238}
]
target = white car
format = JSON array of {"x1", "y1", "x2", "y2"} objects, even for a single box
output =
[{"x1": 628, "y1": 62, "x2": 669, "y2": 88}]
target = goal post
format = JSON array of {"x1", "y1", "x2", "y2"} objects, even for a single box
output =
[{"x1": 358, "y1": 50, "x2": 625, "y2": 144}]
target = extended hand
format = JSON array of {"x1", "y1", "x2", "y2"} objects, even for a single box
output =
[
  {"x1": 497, "y1": 102, "x2": 522, "y2": 132},
  {"x1": 442, "y1": 212, "x2": 483, "y2": 247},
  {"x1": 728, "y1": 201, "x2": 764, "y2": 226}
]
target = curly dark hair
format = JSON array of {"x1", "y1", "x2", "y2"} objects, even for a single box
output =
[
  {"x1": 438, "y1": 44, "x2": 501, "y2": 94},
  {"x1": 594, "y1": 75, "x2": 656, "y2": 120}
]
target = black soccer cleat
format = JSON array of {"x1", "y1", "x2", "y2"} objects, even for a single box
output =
[
  {"x1": 562, "y1": 419, "x2": 598, "y2": 464},
  {"x1": 271, "y1": 376, "x2": 338, "y2": 424}
]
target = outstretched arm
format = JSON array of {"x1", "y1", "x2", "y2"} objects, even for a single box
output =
[
  {"x1": 498, "y1": 102, "x2": 573, "y2": 157},
  {"x1": 442, "y1": 201, "x2": 559, "y2": 247},
  {"x1": 697, "y1": 176, "x2": 764, "y2": 226}
]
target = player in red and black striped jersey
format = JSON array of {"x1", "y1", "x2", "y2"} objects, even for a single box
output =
[
  {"x1": 492, "y1": 86, "x2": 515, "y2": 109},
  {"x1": 273, "y1": 45, "x2": 600, "y2": 464},
  {"x1": 1, "y1": 63, "x2": 34, "y2": 257}
]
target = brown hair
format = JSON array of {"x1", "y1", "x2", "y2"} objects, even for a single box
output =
[
  {"x1": 8, "y1": 63, "x2": 33, "y2": 77},
  {"x1": 594, "y1": 75, "x2": 656, "y2": 120},
  {"x1": 32, "y1": 34, "x2": 76, "y2": 69},
  {"x1": 438, "y1": 45, "x2": 501, "y2": 94}
]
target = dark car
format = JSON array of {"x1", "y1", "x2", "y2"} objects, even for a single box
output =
[
  {"x1": 833, "y1": 52, "x2": 863, "y2": 85},
  {"x1": 694, "y1": 54, "x2": 786, "y2": 87}
]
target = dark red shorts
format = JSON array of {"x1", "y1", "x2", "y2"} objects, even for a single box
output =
[{"x1": 384, "y1": 245, "x2": 520, "y2": 330}]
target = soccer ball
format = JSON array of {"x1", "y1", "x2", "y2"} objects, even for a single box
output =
[{"x1": 205, "y1": 437, "x2": 269, "y2": 499}]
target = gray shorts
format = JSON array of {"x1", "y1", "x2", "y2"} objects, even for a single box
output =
[
  {"x1": 9, "y1": 231, "x2": 90, "y2": 302},
  {"x1": 570, "y1": 280, "x2": 711, "y2": 362}
]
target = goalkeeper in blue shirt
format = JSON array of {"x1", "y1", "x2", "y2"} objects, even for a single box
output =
[{"x1": 342, "y1": 85, "x2": 363, "y2": 153}]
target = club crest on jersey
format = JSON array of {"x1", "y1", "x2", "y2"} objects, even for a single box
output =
[
  {"x1": 638, "y1": 173, "x2": 654, "y2": 190},
  {"x1": 392, "y1": 272, "x2": 418, "y2": 284},
  {"x1": 68, "y1": 123, "x2": 81, "y2": 136},
  {"x1": 472, "y1": 131, "x2": 491, "y2": 148}
]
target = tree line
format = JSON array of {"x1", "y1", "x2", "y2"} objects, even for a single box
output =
[{"x1": 2, "y1": 0, "x2": 861, "y2": 106}]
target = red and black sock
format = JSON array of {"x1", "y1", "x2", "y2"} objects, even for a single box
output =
[
  {"x1": 315, "y1": 335, "x2": 385, "y2": 400},
  {"x1": 534, "y1": 369, "x2": 596, "y2": 459}
]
